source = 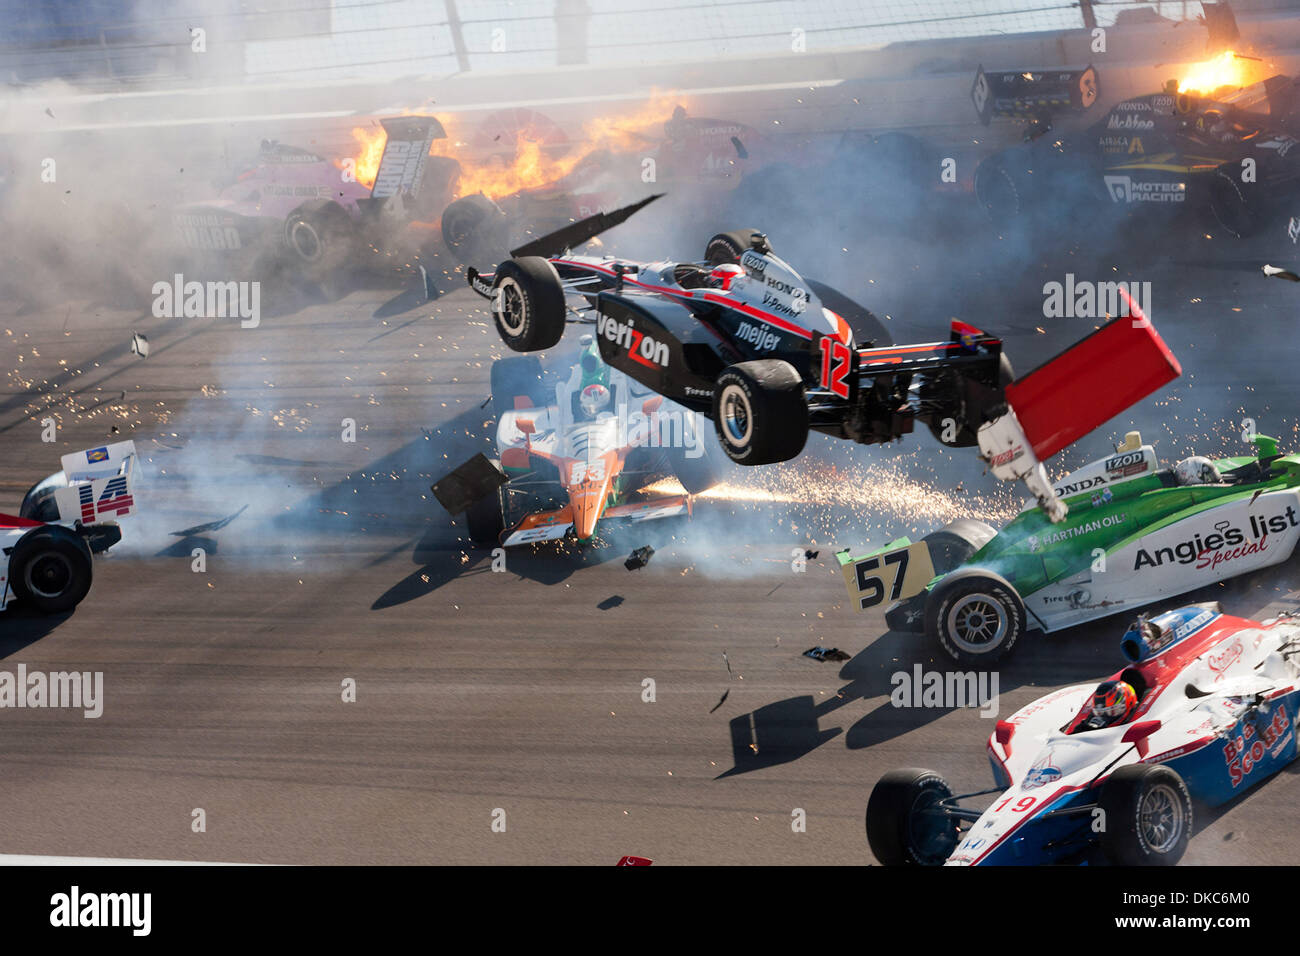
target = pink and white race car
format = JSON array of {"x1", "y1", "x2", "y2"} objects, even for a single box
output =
[{"x1": 2, "y1": 441, "x2": 139, "y2": 614}]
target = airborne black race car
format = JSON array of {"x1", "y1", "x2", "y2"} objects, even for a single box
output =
[
  {"x1": 974, "y1": 65, "x2": 1300, "y2": 238},
  {"x1": 465, "y1": 199, "x2": 1181, "y2": 516}
]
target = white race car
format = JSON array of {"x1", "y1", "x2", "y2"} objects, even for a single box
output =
[
  {"x1": 867, "y1": 603, "x2": 1300, "y2": 865},
  {"x1": 2, "y1": 441, "x2": 139, "y2": 614}
]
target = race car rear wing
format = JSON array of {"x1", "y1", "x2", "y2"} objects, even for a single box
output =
[
  {"x1": 972, "y1": 64, "x2": 1100, "y2": 126},
  {"x1": 1004, "y1": 293, "x2": 1180, "y2": 462},
  {"x1": 51, "y1": 441, "x2": 140, "y2": 525},
  {"x1": 366, "y1": 115, "x2": 445, "y2": 203}
]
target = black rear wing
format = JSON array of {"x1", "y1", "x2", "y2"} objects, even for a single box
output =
[{"x1": 972, "y1": 64, "x2": 1100, "y2": 126}]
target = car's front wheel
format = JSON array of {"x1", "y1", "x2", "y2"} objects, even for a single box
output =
[
  {"x1": 491, "y1": 257, "x2": 567, "y2": 352},
  {"x1": 1098, "y1": 764, "x2": 1192, "y2": 866},
  {"x1": 925, "y1": 568, "x2": 1026, "y2": 664},
  {"x1": 711, "y1": 360, "x2": 808, "y2": 465},
  {"x1": 866, "y1": 768, "x2": 961, "y2": 866}
]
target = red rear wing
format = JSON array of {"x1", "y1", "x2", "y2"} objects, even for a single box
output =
[{"x1": 1005, "y1": 303, "x2": 1180, "y2": 461}]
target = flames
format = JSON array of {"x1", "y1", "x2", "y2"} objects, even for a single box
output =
[
  {"x1": 339, "y1": 93, "x2": 682, "y2": 202},
  {"x1": 1176, "y1": 50, "x2": 1267, "y2": 96},
  {"x1": 345, "y1": 125, "x2": 387, "y2": 190}
]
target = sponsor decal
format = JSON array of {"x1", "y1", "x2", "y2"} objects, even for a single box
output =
[
  {"x1": 85, "y1": 447, "x2": 110, "y2": 464},
  {"x1": 1055, "y1": 474, "x2": 1107, "y2": 497},
  {"x1": 470, "y1": 272, "x2": 495, "y2": 296},
  {"x1": 1133, "y1": 508, "x2": 1299, "y2": 570},
  {"x1": 1027, "y1": 513, "x2": 1129, "y2": 552},
  {"x1": 1105, "y1": 450, "x2": 1148, "y2": 478},
  {"x1": 1223, "y1": 704, "x2": 1291, "y2": 788},
  {"x1": 740, "y1": 250, "x2": 767, "y2": 275},
  {"x1": 1115, "y1": 100, "x2": 1152, "y2": 112},
  {"x1": 989, "y1": 445, "x2": 1023, "y2": 468},
  {"x1": 735, "y1": 320, "x2": 780, "y2": 351},
  {"x1": 1104, "y1": 175, "x2": 1185, "y2": 204},
  {"x1": 1206, "y1": 638, "x2": 1243, "y2": 679},
  {"x1": 596, "y1": 312, "x2": 671, "y2": 369},
  {"x1": 1107, "y1": 114, "x2": 1155, "y2": 130},
  {"x1": 1023, "y1": 750, "x2": 1062, "y2": 790},
  {"x1": 1099, "y1": 135, "x2": 1130, "y2": 153},
  {"x1": 683, "y1": 385, "x2": 713, "y2": 398},
  {"x1": 761, "y1": 289, "x2": 807, "y2": 317},
  {"x1": 371, "y1": 138, "x2": 427, "y2": 198},
  {"x1": 1090, "y1": 487, "x2": 1114, "y2": 508}
]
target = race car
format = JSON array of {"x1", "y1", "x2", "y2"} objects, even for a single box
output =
[
  {"x1": 172, "y1": 115, "x2": 454, "y2": 279},
  {"x1": 866, "y1": 603, "x2": 1300, "y2": 866},
  {"x1": 2, "y1": 441, "x2": 139, "y2": 614},
  {"x1": 467, "y1": 197, "x2": 1181, "y2": 519},
  {"x1": 432, "y1": 336, "x2": 721, "y2": 547},
  {"x1": 838, "y1": 429, "x2": 1300, "y2": 664},
  {"x1": 973, "y1": 64, "x2": 1300, "y2": 238}
]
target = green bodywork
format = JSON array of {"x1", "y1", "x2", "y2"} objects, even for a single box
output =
[{"x1": 842, "y1": 436, "x2": 1300, "y2": 601}]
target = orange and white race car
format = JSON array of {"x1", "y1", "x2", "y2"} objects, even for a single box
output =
[{"x1": 440, "y1": 336, "x2": 721, "y2": 547}]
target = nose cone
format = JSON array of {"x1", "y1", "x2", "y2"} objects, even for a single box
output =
[{"x1": 570, "y1": 481, "x2": 608, "y2": 540}]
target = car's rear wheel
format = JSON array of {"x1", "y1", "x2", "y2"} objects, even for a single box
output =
[
  {"x1": 10, "y1": 525, "x2": 94, "y2": 614},
  {"x1": 1098, "y1": 764, "x2": 1192, "y2": 866},
  {"x1": 442, "y1": 193, "x2": 510, "y2": 266},
  {"x1": 284, "y1": 200, "x2": 356, "y2": 279},
  {"x1": 925, "y1": 568, "x2": 1026, "y2": 664},
  {"x1": 923, "y1": 518, "x2": 998, "y2": 574},
  {"x1": 704, "y1": 228, "x2": 765, "y2": 265},
  {"x1": 866, "y1": 768, "x2": 961, "y2": 866},
  {"x1": 711, "y1": 360, "x2": 808, "y2": 465},
  {"x1": 491, "y1": 257, "x2": 567, "y2": 352}
]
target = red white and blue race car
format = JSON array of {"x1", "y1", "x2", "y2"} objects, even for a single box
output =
[
  {"x1": 1, "y1": 441, "x2": 139, "y2": 614},
  {"x1": 867, "y1": 603, "x2": 1300, "y2": 866}
]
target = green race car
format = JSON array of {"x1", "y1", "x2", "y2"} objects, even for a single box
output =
[{"x1": 838, "y1": 430, "x2": 1300, "y2": 663}]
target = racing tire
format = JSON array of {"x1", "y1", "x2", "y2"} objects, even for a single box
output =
[
  {"x1": 866, "y1": 768, "x2": 961, "y2": 866},
  {"x1": 284, "y1": 200, "x2": 356, "y2": 280},
  {"x1": 464, "y1": 463, "x2": 507, "y2": 545},
  {"x1": 18, "y1": 477, "x2": 63, "y2": 522},
  {"x1": 704, "y1": 229, "x2": 765, "y2": 265},
  {"x1": 711, "y1": 360, "x2": 808, "y2": 466},
  {"x1": 491, "y1": 257, "x2": 567, "y2": 353},
  {"x1": 1098, "y1": 764, "x2": 1193, "y2": 867},
  {"x1": 442, "y1": 193, "x2": 511, "y2": 267},
  {"x1": 925, "y1": 568, "x2": 1026, "y2": 665},
  {"x1": 490, "y1": 355, "x2": 546, "y2": 419},
  {"x1": 922, "y1": 518, "x2": 998, "y2": 574},
  {"x1": 1207, "y1": 163, "x2": 1260, "y2": 239},
  {"x1": 9, "y1": 525, "x2": 94, "y2": 614}
]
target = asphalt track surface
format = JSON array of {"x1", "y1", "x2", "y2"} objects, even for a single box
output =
[{"x1": 2, "y1": 197, "x2": 1300, "y2": 866}]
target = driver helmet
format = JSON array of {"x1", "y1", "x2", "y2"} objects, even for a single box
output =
[
  {"x1": 708, "y1": 263, "x2": 745, "y2": 291},
  {"x1": 579, "y1": 382, "x2": 612, "y2": 418},
  {"x1": 1173, "y1": 455, "x2": 1221, "y2": 486},
  {"x1": 1089, "y1": 680, "x2": 1138, "y2": 728}
]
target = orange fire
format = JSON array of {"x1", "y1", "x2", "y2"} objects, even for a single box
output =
[
  {"x1": 339, "y1": 93, "x2": 684, "y2": 202},
  {"x1": 342, "y1": 124, "x2": 387, "y2": 189},
  {"x1": 1177, "y1": 50, "x2": 1267, "y2": 96}
]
